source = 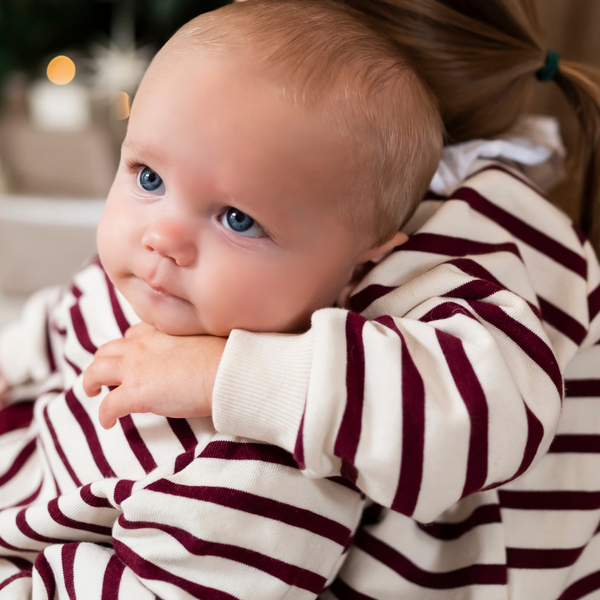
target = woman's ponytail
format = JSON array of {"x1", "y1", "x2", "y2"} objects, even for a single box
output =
[
  {"x1": 554, "y1": 61, "x2": 600, "y2": 247},
  {"x1": 344, "y1": 0, "x2": 600, "y2": 253}
]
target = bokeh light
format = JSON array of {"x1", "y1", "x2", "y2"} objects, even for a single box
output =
[
  {"x1": 47, "y1": 56, "x2": 76, "y2": 85},
  {"x1": 113, "y1": 91, "x2": 131, "y2": 120}
]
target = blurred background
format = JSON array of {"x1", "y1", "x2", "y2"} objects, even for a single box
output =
[
  {"x1": 0, "y1": 0, "x2": 598, "y2": 327},
  {"x1": 0, "y1": 0, "x2": 230, "y2": 326}
]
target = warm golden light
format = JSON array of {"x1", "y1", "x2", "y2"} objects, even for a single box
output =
[
  {"x1": 113, "y1": 91, "x2": 131, "y2": 120},
  {"x1": 47, "y1": 56, "x2": 76, "y2": 85}
]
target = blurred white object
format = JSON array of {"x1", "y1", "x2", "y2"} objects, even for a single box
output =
[
  {"x1": 89, "y1": 41, "x2": 152, "y2": 97},
  {"x1": 0, "y1": 194, "x2": 103, "y2": 294},
  {"x1": 430, "y1": 115, "x2": 566, "y2": 195},
  {"x1": 29, "y1": 80, "x2": 91, "y2": 132}
]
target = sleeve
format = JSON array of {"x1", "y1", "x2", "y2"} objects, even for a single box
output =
[
  {"x1": 0, "y1": 437, "x2": 363, "y2": 600},
  {"x1": 0, "y1": 286, "x2": 62, "y2": 395},
  {"x1": 212, "y1": 183, "x2": 565, "y2": 523}
]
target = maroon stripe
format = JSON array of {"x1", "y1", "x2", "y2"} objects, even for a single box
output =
[
  {"x1": 62, "y1": 544, "x2": 77, "y2": 600},
  {"x1": 69, "y1": 290, "x2": 97, "y2": 355},
  {"x1": 499, "y1": 490, "x2": 600, "y2": 510},
  {"x1": 437, "y1": 259, "x2": 541, "y2": 321},
  {"x1": 5, "y1": 557, "x2": 32, "y2": 571},
  {"x1": 513, "y1": 403, "x2": 545, "y2": 480},
  {"x1": 420, "y1": 301, "x2": 479, "y2": 324},
  {"x1": 452, "y1": 186, "x2": 587, "y2": 278},
  {"x1": 376, "y1": 316, "x2": 425, "y2": 516},
  {"x1": 0, "y1": 572, "x2": 30, "y2": 593},
  {"x1": 334, "y1": 312, "x2": 367, "y2": 485},
  {"x1": 468, "y1": 301, "x2": 563, "y2": 396},
  {"x1": 80, "y1": 484, "x2": 113, "y2": 509},
  {"x1": 0, "y1": 401, "x2": 34, "y2": 436},
  {"x1": 350, "y1": 285, "x2": 396, "y2": 314},
  {"x1": 34, "y1": 553, "x2": 56, "y2": 600},
  {"x1": 64, "y1": 356, "x2": 82, "y2": 376},
  {"x1": 399, "y1": 233, "x2": 522, "y2": 260},
  {"x1": 549, "y1": 435, "x2": 600, "y2": 453},
  {"x1": 565, "y1": 379, "x2": 600, "y2": 397},
  {"x1": 538, "y1": 296, "x2": 587, "y2": 345},
  {"x1": 103, "y1": 270, "x2": 131, "y2": 336},
  {"x1": 11, "y1": 479, "x2": 43, "y2": 508},
  {"x1": 65, "y1": 389, "x2": 116, "y2": 478},
  {"x1": 0, "y1": 533, "x2": 31, "y2": 553},
  {"x1": 174, "y1": 449, "x2": 195, "y2": 474},
  {"x1": 418, "y1": 504, "x2": 501, "y2": 541},
  {"x1": 330, "y1": 578, "x2": 378, "y2": 600},
  {"x1": 145, "y1": 481, "x2": 351, "y2": 546},
  {"x1": 294, "y1": 407, "x2": 307, "y2": 470},
  {"x1": 355, "y1": 529, "x2": 506, "y2": 588},
  {"x1": 424, "y1": 190, "x2": 447, "y2": 201},
  {"x1": 43, "y1": 403, "x2": 82, "y2": 487},
  {"x1": 50, "y1": 319, "x2": 67, "y2": 336},
  {"x1": 467, "y1": 164, "x2": 548, "y2": 199},
  {"x1": 119, "y1": 517, "x2": 325, "y2": 593},
  {"x1": 113, "y1": 539, "x2": 240, "y2": 600},
  {"x1": 444, "y1": 279, "x2": 502, "y2": 302},
  {"x1": 167, "y1": 418, "x2": 198, "y2": 453},
  {"x1": 0, "y1": 438, "x2": 36, "y2": 486},
  {"x1": 119, "y1": 415, "x2": 157, "y2": 474},
  {"x1": 48, "y1": 498, "x2": 112, "y2": 536},
  {"x1": 482, "y1": 402, "x2": 545, "y2": 492},
  {"x1": 44, "y1": 313, "x2": 57, "y2": 373},
  {"x1": 200, "y1": 441, "x2": 299, "y2": 469},
  {"x1": 506, "y1": 546, "x2": 585, "y2": 569},
  {"x1": 101, "y1": 554, "x2": 125, "y2": 600},
  {"x1": 436, "y1": 329, "x2": 489, "y2": 498},
  {"x1": 557, "y1": 569, "x2": 600, "y2": 600},
  {"x1": 445, "y1": 258, "x2": 506, "y2": 289},
  {"x1": 16, "y1": 509, "x2": 72, "y2": 545},
  {"x1": 114, "y1": 480, "x2": 135, "y2": 505},
  {"x1": 590, "y1": 284, "x2": 600, "y2": 321}
]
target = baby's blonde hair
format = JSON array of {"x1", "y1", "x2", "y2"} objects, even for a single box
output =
[{"x1": 168, "y1": 0, "x2": 443, "y2": 247}]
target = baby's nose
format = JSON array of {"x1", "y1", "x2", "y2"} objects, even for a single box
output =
[{"x1": 142, "y1": 221, "x2": 196, "y2": 267}]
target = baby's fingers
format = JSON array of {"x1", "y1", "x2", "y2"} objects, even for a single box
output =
[
  {"x1": 98, "y1": 386, "x2": 142, "y2": 429},
  {"x1": 94, "y1": 338, "x2": 129, "y2": 358},
  {"x1": 83, "y1": 356, "x2": 123, "y2": 397}
]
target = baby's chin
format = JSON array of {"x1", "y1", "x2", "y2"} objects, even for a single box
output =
[{"x1": 128, "y1": 302, "x2": 209, "y2": 337}]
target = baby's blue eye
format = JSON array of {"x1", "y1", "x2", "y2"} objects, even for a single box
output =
[
  {"x1": 220, "y1": 207, "x2": 266, "y2": 238},
  {"x1": 138, "y1": 167, "x2": 165, "y2": 194}
]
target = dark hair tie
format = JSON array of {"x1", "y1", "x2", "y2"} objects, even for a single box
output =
[{"x1": 536, "y1": 50, "x2": 560, "y2": 82}]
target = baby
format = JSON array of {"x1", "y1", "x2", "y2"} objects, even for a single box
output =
[{"x1": 0, "y1": 1, "x2": 444, "y2": 597}]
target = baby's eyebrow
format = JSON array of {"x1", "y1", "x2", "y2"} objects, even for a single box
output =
[{"x1": 121, "y1": 138, "x2": 165, "y2": 164}]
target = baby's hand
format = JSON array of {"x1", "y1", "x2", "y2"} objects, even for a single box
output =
[{"x1": 83, "y1": 323, "x2": 227, "y2": 429}]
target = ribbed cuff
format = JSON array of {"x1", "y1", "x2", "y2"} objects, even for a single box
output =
[{"x1": 212, "y1": 328, "x2": 314, "y2": 453}]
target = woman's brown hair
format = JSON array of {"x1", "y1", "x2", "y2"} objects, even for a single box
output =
[{"x1": 344, "y1": 0, "x2": 600, "y2": 253}]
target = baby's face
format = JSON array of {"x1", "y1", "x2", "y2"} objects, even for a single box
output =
[{"x1": 98, "y1": 50, "x2": 376, "y2": 336}]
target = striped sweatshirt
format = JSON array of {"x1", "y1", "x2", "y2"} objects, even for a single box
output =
[
  {"x1": 211, "y1": 160, "x2": 600, "y2": 599},
  {"x1": 0, "y1": 273, "x2": 364, "y2": 595},
  {"x1": 0, "y1": 159, "x2": 598, "y2": 599}
]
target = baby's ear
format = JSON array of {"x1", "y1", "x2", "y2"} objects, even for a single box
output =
[{"x1": 356, "y1": 231, "x2": 408, "y2": 265}]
